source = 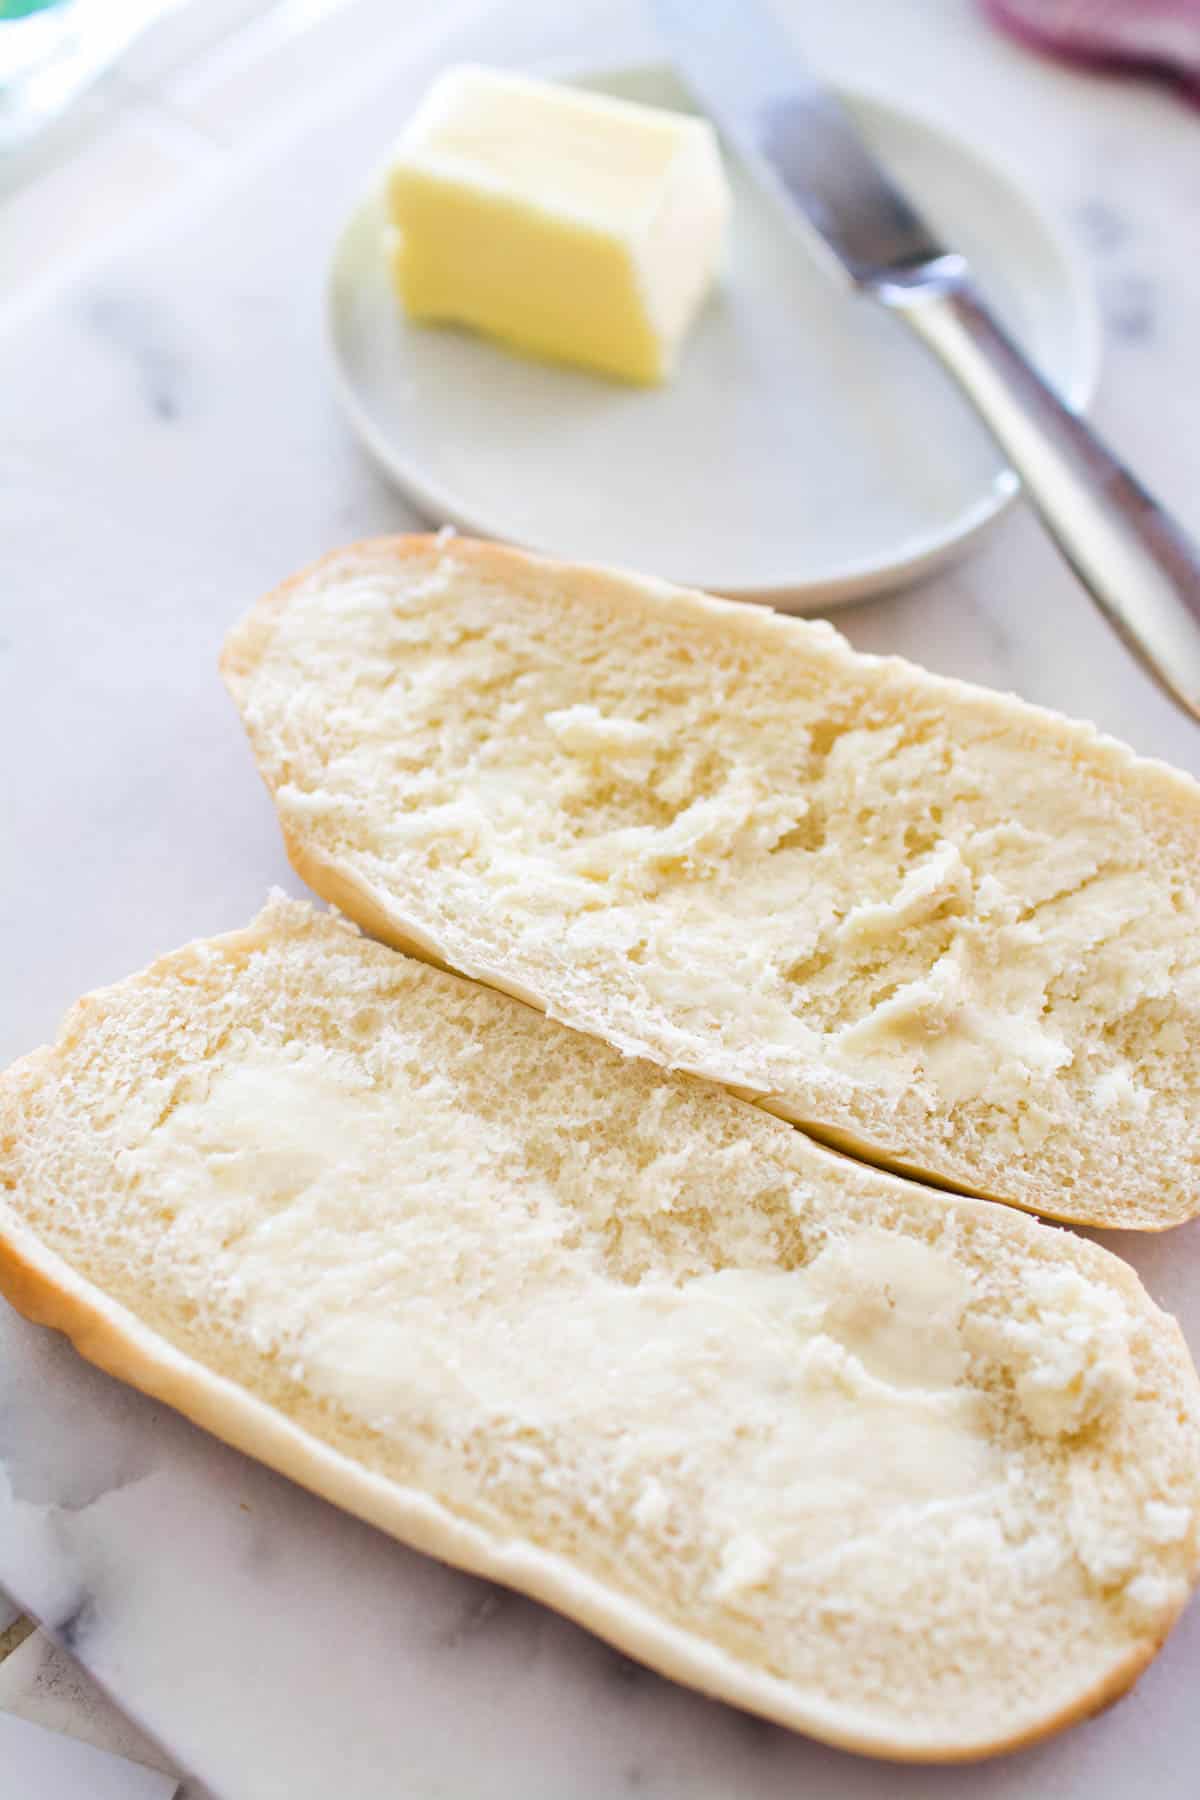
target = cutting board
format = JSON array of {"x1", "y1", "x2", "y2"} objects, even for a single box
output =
[{"x1": 2, "y1": 0, "x2": 1199, "y2": 1794}]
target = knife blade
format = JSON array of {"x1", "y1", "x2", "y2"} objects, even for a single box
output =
[
  {"x1": 649, "y1": 0, "x2": 955, "y2": 289},
  {"x1": 650, "y1": 0, "x2": 1200, "y2": 726}
]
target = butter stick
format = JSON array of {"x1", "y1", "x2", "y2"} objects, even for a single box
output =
[{"x1": 385, "y1": 65, "x2": 730, "y2": 385}]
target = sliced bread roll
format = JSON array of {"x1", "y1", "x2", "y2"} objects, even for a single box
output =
[
  {"x1": 1, "y1": 897, "x2": 1197, "y2": 1761},
  {"x1": 222, "y1": 536, "x2": 1200, "y2": 1229}
]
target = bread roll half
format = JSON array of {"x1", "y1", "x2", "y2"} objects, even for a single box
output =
[
  {"x1": 1, "y1": 899, "x2": 1196, "y2": 1760},
  {"x1": 223, "y1": 536, "x2": 1200, "y2": 1229}
]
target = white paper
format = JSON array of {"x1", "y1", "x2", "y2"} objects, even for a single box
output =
[{"x1": 0, "y1": 1713, "x2": 177, "y2": 1800}]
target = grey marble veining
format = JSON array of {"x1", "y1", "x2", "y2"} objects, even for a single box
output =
[{"x1": 2, "y1": 1, "x2": 1200, "y2": 1795}]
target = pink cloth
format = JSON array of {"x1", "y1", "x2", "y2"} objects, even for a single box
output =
[{"x1": 984, "y1": 0, "x2": 1200, "y2": 103}]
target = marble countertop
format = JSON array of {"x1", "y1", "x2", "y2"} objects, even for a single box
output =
[{"x1": 2, "y1": 1, "x2": 1200, "y2": 1795}]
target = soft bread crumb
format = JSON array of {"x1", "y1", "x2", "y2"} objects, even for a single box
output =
[
  {"x1": 221, "y1": 536, "x2": 1200, "y2": 1230},
  {"x1": 1, "y1": 898, "x2": 1197, "y2": 1761}
]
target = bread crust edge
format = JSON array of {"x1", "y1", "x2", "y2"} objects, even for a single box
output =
[
  {"x1": 220, "y1": 533, "x2": 1200, "y2": 1230},
  {"x1": 0, "y1": 1216, "x2": 1173, "y2": 1765}
]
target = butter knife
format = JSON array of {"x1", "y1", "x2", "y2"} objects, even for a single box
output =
[{"x1": 651, "y1": 0, "x2": 1200, "y2": 724}]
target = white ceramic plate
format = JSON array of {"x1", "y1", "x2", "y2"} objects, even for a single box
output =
[{"x1": 327, "y1": 63, "x2": 1099, "y2": 609}]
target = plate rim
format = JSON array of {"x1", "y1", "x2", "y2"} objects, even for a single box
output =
[{"x1": 325, "y1": 64, "x2": 1101, "y2": 609}]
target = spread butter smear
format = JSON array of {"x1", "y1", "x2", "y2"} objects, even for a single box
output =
[
  {"x1": 221, "y1": 537, "x2": 1200, "y2": 1229},
  {"x1": 1, "y1": 901, "x2": 1196, "y2": 1763}
]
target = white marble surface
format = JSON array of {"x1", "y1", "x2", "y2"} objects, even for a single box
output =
[
  {"x1": 0, "y1": 1713, "x2": 177, "y2": 1799},
  {"x1": 2, "y1": 1, "x2": 1200, "y2": 1796}
]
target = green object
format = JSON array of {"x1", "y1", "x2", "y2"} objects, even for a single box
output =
[{"x1": 0, "y1": 0, "x2": 67, "y2": 18}]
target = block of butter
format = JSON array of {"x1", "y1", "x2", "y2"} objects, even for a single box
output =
[{"x1": 385, "y1": 65, "x2": 730, "y2": 385}]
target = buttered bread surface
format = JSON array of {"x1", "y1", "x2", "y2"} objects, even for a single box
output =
[
  {"x1": 1, "y1": 901, "x2": 1197, "y2": 1760},
  {"x1": 223, "y1": 536, "x2": 1200, "y2": 1230}
]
